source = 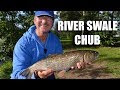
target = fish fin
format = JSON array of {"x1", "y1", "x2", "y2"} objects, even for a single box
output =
[
  {"x1": 20, "y1": 68, "x2": 32, "y2": 79},
  {"x1": 48, "y1": 54, "x2": 59, "y2": 58},
  {"x1": 57, "y1": 70, "x2": 66, "y2": 78}
]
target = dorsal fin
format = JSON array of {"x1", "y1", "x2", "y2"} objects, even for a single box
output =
[{"x1": 47, "y1": 54, "x2": 59, "y2": 58}]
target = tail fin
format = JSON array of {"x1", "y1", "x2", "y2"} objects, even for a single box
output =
[{"x1": 20, "y1": 68, "x2": 33, "y2": 79}]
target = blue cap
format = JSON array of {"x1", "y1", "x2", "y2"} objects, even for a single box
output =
[{"x1": 35, "y1": 11, "x2": 54, "y2": 18}]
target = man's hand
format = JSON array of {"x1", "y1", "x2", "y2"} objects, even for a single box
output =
[
  {"x1": 35, "y1": 68, "x2": 54, "y2": 79},
  {"x1": 71, "y1": 60, "x2": 91, "y2": 69}
]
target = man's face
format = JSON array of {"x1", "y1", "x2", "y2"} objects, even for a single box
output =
[{"x1": 34, "y1": 15, "x2": 54, "y2": 33}]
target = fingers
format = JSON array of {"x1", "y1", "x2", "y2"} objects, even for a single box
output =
[
  {"x1": 71, "y1": 60, "x2": 92, "y2": 70},
  {"x1": 77, "y1": 62, "x2": 81, "y2": 69},
  {"x1": 77, "y1": 61, "x2": 85, "y2": 69},
  {"x1": 37, "y1": 68, "x2": 53, "y2": 79},
  {"x1": 77, "y1": 60, "x2": 91, "y2": 69},
  {"x1": 38, "y1": 71, "x2": 46, "y2": 78},
  {"x1": 71, "y1": 66, "x2": 75, "y2": 69},
  {"x1": 44, "y1": 69, "x2": 54, "y2": 77},
  {"x1": 42, "y1": 68, "x2": 53, "y2": 76},
  {"x1": 71, "y1": 62, "x2": 85, "y2": 70}
]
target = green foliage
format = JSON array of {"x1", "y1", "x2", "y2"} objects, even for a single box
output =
[
  {"x1": 0, "y1": 11, "x2": 34, "y2": 61},
  {"x1": 0, "y1": 60, "x2": 12, "y2": 79},
  {"x1": 60, "y1": 11, "x2": 83, "y2": 21},
  {"x1": 60, "y1": 39, "x2": 73, "y2": 49},
  {"x1": 94, "y1": 31, "x2": 117, "y2": 46},
  {"x1": 58, "y1": 11, "x2": 119, "y2": 47}
]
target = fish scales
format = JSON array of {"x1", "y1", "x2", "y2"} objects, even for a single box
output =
[{"x1": 20, "y1": 50, "x2": 99, "y2": 79}]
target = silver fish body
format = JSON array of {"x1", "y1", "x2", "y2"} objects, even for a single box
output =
[{"x1": 20, "y1": 50, "x2": 99, "y2": 79}]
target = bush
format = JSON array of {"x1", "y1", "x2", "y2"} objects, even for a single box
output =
[{"x1": 0, "y1": 60, "x2": 12, "y2": 79}]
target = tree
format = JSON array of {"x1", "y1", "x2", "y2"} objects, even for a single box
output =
[
  {"x1": 58, "y1": 11, "x2": 119, "y2": 47},
  {"x1": 0, "y1": 11, "x2": 34, "y2": 61}
]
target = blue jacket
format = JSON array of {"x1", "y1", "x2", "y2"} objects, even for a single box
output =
[{"x1": 10, "y1": 25, "x2": 63, "y2": 79}]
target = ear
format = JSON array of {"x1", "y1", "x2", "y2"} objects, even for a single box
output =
[{"x1": 33, "y1": 16, "x2": 36, "y2": 24}]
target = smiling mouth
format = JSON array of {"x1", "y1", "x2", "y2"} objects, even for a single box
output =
[
  {"x1": 42, "y1": 23, "x2": 49, "y2": 26},
  {"x1": 42, "y1": 25, "x2": 50, "y2": 28}
]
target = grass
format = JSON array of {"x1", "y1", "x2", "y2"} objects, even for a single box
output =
[
  {"x1": 65, "y1": 47, "x2": 120, "y2": 78},
  {"x1": 0, "y1": 60, "x2": 12, "y2": 79}
]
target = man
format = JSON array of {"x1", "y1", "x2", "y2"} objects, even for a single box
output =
[{"x1": 11, "y1": 11, "x2": 86, "y2": 79}]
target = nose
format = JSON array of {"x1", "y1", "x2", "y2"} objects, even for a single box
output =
[{"x1": 42, "y1": 18, "x2": 47, "y2": 24}]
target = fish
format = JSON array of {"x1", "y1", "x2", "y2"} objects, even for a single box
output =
[{"x1": 20, "y1": 50, "x2": 99, "y2": 79}]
